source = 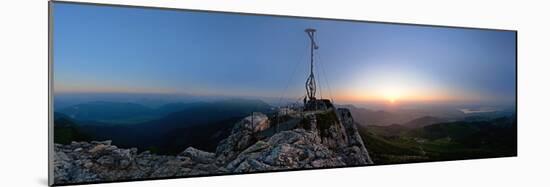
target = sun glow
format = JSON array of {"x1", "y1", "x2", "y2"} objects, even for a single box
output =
[
  {"x1": 338, "y1": 66, "x2": 455, "y2": 104},
  {"x1": 382, "y1": 90, "x2": 401, "y2": 104},
  {"x1": 386, "y1": 95, "x2": 399, "y2": 103},
  {"x1": 335, "y1": 83, "x2": 454, "y2": 104}
]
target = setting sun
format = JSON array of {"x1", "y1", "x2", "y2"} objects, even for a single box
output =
[{"x1": 384, "y1": 92, "x2": 400, "y2": 103}]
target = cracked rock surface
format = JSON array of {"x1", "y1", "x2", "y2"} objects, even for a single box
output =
[{"x1": 54, "y1": 109, "x2": 372, "y2": 184}]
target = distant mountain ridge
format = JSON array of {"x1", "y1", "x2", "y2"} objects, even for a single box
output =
[
  {"x1": 345, "y1": 104, "x2": 515, "y2": 127},
  {"x1": 403, "y1": 116, "x2": 445, "y2": 128},
  {"x1": 346, "y1": 106, "x2": 421, "y2": 126},
  {"x1": 56, "y1": 98, "x2": 272, "y2": 125},
  {"x1": 57, "y1": 101, "x2": 158, "y2": 124}
]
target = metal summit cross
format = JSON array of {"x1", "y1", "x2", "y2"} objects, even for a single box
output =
[{"x1": 304, "y1": 28, "x2": 319, "y2": 106}]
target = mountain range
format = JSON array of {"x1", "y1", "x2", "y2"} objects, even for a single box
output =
[
  {"x1": 346, "y1": 104, "x2": 515, "y2": 127},
  {"x1": 54, "y1": 99, "x2": 273, "y2": 154},
  {"x1": 54, "y1": 99, "x2": 516, "y2": 162}
]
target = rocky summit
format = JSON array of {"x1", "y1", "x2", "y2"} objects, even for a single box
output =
[{"x1": 54, "y1": 108, "x2": 372, "y2": 184}]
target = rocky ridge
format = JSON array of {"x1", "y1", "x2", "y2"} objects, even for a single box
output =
[{"x1": 54, "y1": 109, "x2": 372, "y2": 184}]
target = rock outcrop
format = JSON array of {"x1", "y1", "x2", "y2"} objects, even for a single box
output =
[
  {"x1": 215, "y1": 112, "x2": 270, "y2": 164},
  {"x1": 54, "y1": 109, "x2": 372, "y2": 184},
  {"x1": 53, "y1": 141, "x2": 225, "y2": 184},
  {"x1": 338, "y1": 108, "x2": 374, "y2": 165}
]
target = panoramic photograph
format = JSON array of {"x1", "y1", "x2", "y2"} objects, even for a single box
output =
[{"x1": 51, "y1": 2, "x2": 517, "y2": 185}]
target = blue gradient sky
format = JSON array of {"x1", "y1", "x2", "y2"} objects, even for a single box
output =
[{"x1": 53, "y1": 3, "x2": 516, "y2": 105}]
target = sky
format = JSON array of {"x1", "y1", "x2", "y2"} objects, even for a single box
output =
[{"x1": 53, "y1": 2, "x2": 516, "y2": 106}]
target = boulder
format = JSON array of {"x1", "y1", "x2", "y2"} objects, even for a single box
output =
[
  {"x1": 179, "y1": 147, "x2": 216, "y2": 164},
  {"x1": 242, "y1": 112, "x2": 270, "y2": 133},
  {"x1": 215, "y1": 112, "x2": 270, "y2": 164}
]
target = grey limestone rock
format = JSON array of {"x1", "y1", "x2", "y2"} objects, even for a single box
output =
[{"x1": 54, "y1": 110, "x2": 373, "y2": 184}]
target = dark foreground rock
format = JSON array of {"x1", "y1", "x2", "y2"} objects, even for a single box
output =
[
  {"x1": 54, "y1": 141, "x2": 225, "y2": 184},
  {"x1": 54, "y1": 109, "x2": 372, "y2": 184}
]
